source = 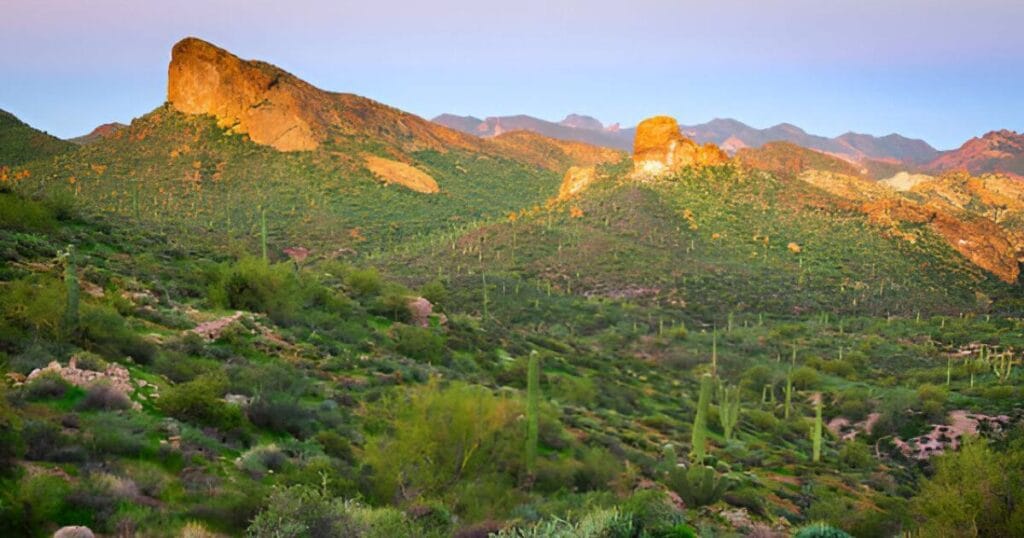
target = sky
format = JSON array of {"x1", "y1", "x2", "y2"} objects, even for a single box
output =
[{"x1": 1, "y1": 0, "x2": 1022, "y2": 149}]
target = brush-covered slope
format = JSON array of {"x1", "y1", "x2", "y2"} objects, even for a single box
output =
[
  {"x1": 380, "y1": 161, "x2": 1022, "y2": 319},
  {"x1": 0, "y1": 109, "x2": 75, "y2": 168},
  {"x1": 10, "y1": 38, "x2": 621, "y2": 254}
]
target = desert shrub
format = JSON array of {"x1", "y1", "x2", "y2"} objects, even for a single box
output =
[
  {"x1": 911, "y1": 438, "x2": 1024, "y2": 536},
  {"x1": 86, "y1": 413, "x2": 154, "y2": 458},
  {"x1": 0, "y1": 275, "x2": 64, "y2": 342},
  {"x1": 363, "y1": 381, "x2": 521, "y2": 502},
  {"x1": 393, "y1": 325, "x2": 445, "y2": 362},
  {"x1": 838, "y1": 441, "x2": 873, "y2": 471},
  {"x1": 79, "y1": 303, "x2": 156, "y2": 364},
  {"x1": 17, "y1": 473, "x2": 72, "y2": 529},
  {"x1": 0, "y1": 386, "x2": 23, "y2": 475},
  {"x1": 238, "y1": 444, "x2": 289, "y2": 477},
  {"x1": 790, "y1": 366, "x2": 820, "y2": 389},
  {"x1": 723, "y1": 487, "x2": 767, "y2": 516},
  {"x1": 0, "y1": 192, "x2": 57, "y2": 231},
  {"x1": 208, "y1": 257, "x2": 304, "y2": 324},
  {"x1": 23, "y1": 371, "x2": 71, "y2": 400},
  {"x1": 73, "y1": 351, "x2": 108, "y2": 371},
  {"x1": 619, "y1": 489, "x2": 686, "y2": 533},
  {"x1": 419, "y1": 278, "x2": 449, "y2": 306},
  {"x1": 746, "y1": 409, "x2": 779, "y2": 431},
  {"x1": 22, "y1": 419, "x2": 73, "y2": 461},
  {"x1": 793, "y1": 523, "x2": 852, "y2": 538},
  {"x1": 246, "y1": 395, "x2": 315, "y2": 437},
  {"x1": 346, "y1": 267, "x2": 384, "y2": 297},
  {"x1": 157, "y1": 373, "x2": 243, "y2": 430},
  {"x1": 315, "y1": 430, "x2": 354, "y2": 463},
  {"x1": 247, "y1": 484, "x2": 361, "y2": 538},
  {"x1": 78, "y1": 381, "x2": 132, "y2": 411},
  {"x1": 180, "y1": 521, "x2": 217, "y2": 538}
]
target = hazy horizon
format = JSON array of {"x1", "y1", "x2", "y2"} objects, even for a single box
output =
[{"x1": 2, "y1": 0, "x2": 1023, "y2": 149}]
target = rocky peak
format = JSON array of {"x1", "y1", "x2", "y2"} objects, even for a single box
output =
[
  {"x1": 632, "y1": 115, "x2": 727, "y2": 177},
  {"x1": 560, "y1": 114, "x2": 604, "y2": 131},
  {"x1": 167, "y1": 37, "x2": 330, "y2": 151}
]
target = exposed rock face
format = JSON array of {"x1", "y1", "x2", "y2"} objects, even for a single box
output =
[
  {"x1": 862, "y1": 198, "x2": 1021, "y2": 283},
  {"x1": 168, "y1": 37, "x2": 328, "y2": 151},
  {"x1": 632, "y1": 116, "x2": 727, "y2": 177},
  {"x1": 363, "y1": 155, "x2": 440, "y2": 193},
  {"x1": 928, "y1": 130, "x2": 1024, "y2": 177},
  {"x1": 557, "y1": 166, "x2": 598, "y2": 201}
]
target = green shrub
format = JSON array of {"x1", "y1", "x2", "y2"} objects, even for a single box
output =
[
  {"x1": 247, "y1": 484, "x2": 361, "y2": 537},
  {"x1": 393, "y1": 325, "x2": 445, "y2": 362},
  {"x1": 838, "y1": 440, "x2": 873, "y2": 471},
  {"x1": 78, "y1": 382, "x2": 132, "y2": 411},
  {"x1": 346, "y1": 267, "x2": 384, "y2": 297},
  {"x1": 363, "y1": 381, "x2": 520, "y2": 502},
  {"x1": 793, "y1": 522, "x2": 853, "y2": 538},
  {"x1": 79, "y1": 303, "x2": 156, "y2": 364},
  {"x1": 23, "y1": 371, "x2": 71, "y2": 400},
  {"x1": 0, "y1": 192, "x2": 57, "y2": 232},
  {"x1": 790, "y1": 366, "x2": 820, "y2": 389},
  {"x1": 157, "y1": 373, "x2": 243, "y2": 430},
  {"x1": 238, "y1": 444, "x2": 289, "y2": 477}
]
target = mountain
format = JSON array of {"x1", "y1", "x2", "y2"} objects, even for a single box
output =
[
  {"x1": 69, "y1": 122, "x2": 127, "y2": 145},
  {"x1": 0, "y1": 108, "x2": 75, "y2": 167},
  {"x1": 9, "y1": 37, "x2": 621, "y2": 252},
  {"x1": 435, "y1": 113, "x2": 941, "y2": 166},
  {"x1": 433, "y1": 113, "x2": 635, "y2": 150},
  {"x1": 927, "y1": 130, "x2": 1024, "y2": 178}
]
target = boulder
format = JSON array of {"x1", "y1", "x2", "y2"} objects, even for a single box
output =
[
  {"x1": 632, "y1": 115, "x2": 727, "y2": 177},
  {"x1": 54, "y1": 526, "x2": 95, "y2": 538}
]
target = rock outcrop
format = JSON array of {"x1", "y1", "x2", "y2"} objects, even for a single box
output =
[
  {"x1": 363, "y1": 155, "x2": 440, "y2": 194},
  {"x1": 557, "y1": 166, "x2": 598, "y2": 201},
  {"x1": 168, "y1": 37, "x2": 329, "y2": 151},
  {"x1": 632, "y1": 116, "x2": 727, "y2": 177}
]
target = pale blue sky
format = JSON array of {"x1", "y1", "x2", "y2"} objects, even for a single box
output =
[{"x1": 1, "y1": 0, "x2": 1022, "y2": 149}]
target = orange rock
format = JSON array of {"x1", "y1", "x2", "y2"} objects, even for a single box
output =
[
  {"x1": 557, "y1": 166, "x2": 598, "y2": 201},
  {"x1": 862, "y1": 198, "x2": 1020, "y2": 283},
  {"x1": 363, "y1": 154, "x2": 439, "y2": 194},
  {"x1": 632, "y1": 116, "x2": 727, "y2": 177},
  {"x1": 168, "y1": 37, "x2": 326, "y2": 151}
]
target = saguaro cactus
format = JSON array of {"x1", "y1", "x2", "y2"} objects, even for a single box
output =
[
  {"x1": 526, "y1": 352, "x2": 540, "y2": 477},
  {"x1": 993, "y1": 351, "x2": 1017, "y2": 384},
  {"x1": 784, "y1": 374, "x2": 793, "y2": 419},
  {"x1": 811, "y1": 392, "x2": 823, "y2": 463},
  {"x1": 718, "y1": 383, "x2": 741, "y2": 442},
  {"x1": 62, "y1": 244, "x2": 79, "y2": 336},
  {"x1": 691, "y1": 374, "x2": 713, "y2": 463},
  {"x1": 260, "y1": 206, "x2": 268, "y2": 262}
]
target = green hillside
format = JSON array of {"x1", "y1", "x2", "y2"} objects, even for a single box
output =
[
  {"x1": 0, "y1": 109, "x2": 76, "y2": 168},
  {"x1": 11, "y1": 106, "x2": 564, "y2": 252},
  {"x1": 378, "y1": 164, "x2": 1021, "y2": 319}
]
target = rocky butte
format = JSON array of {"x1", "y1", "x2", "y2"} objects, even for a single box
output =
[{"x1": 632, "y1": 116, "x2": 728, "y2": 178}]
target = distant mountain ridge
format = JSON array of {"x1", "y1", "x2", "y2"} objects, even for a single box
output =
[
  {"x1": 434, "y1": 113, "x2": 942, "y2": 166},
  {"x1": 926, "y1": 129, "x2": 1024, "y2": 178}
]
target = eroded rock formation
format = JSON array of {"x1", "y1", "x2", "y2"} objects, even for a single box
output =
[{"x1": 632, "y1": 116, "x2": 727, "y2": 177}]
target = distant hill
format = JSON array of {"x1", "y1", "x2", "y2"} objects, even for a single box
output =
[
  {"x1": 0, "y1": 108, "x2": 75, "y2": 167},
  {"x1": 927, "y1": 130, "x2": 1024, "y2": 178},
  {"x1": 435, "y1": 113, "x2": 941, "y2": 166},
  {"x1": 434, "y1": 113, "x2": 635, "y2": 150},
  {"x1": 70, "y1": 122, "x2": 127, "y2": 145}
]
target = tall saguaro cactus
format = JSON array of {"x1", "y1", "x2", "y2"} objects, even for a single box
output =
[
  {"x1": 718, "y1": 384, "x2": 741, "y2": 442},
  {"x1": 811, "y1": 392, "x2": 823, "y2": 463},
  {"x1": 62, "y1": 244, "x2": 80, "y2": 336},
  {"x1": 526, "y1": 352, "x2": 540, "y2": 477},
  {"x1": 691, "y1": 374, "x2": 713, "y2": 463},
  {"x1": 260, "y1": 206, "x2": 268, "y2": 262},
  {"x1": 784, "y1": 374, "x2": 793, "y2": 419}
]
